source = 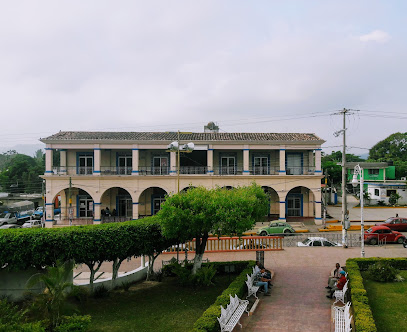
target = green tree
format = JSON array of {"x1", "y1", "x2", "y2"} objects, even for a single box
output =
[
  {"x1": 0, "y1": 154, "x2": 44, "y2": 193},
  {"x1": 369, "y1": 132, "x2": 407, "y2": 161},
  {"x1": 159, "y1": 184, "x2": 269, "y2": 274},
  {"x1": 27, "y1": 260, "x2": 75, "y2": 330}
]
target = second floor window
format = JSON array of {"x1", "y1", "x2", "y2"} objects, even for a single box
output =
[
  {"x1": 253, "y1": 156, "x2": 269, "y2": 175},
  {"x1": 118, "y1": 155, "x2": 132, "y2": 175},
  {"x1": 153, "y1": 156, "x2": 169, "y2": 175},
  {"x1": 368, "y1": 169, "x2": 380, "y2": 175},
  {"x1": 78, "y1": 154, "x2": 93, "y2": 175},
  {"x1": 221, "y1": 156, "x2": 236, "y2": 175}
]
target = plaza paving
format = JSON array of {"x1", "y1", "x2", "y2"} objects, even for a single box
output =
[{"x1": 76, "y1": 244, "x2": 406, "y2": 331}]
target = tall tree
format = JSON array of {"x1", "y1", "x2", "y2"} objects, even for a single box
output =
[
  {"x1": 369, "y1": 132, "x2": 407, "y2": 161},
  {"x1": 158, "y1": 184, "x2": 269, "y2": 274}
]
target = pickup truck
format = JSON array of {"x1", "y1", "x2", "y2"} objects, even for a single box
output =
[
  {"x1": 32, "y1": 206, "x2": 61, "y2": 220},
  {"x1": 0, "y1": 212, "x2": 18, "y2": 226}
]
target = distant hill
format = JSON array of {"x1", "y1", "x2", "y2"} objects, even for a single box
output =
[{"x1": 358, "y1": 153, "x2": 369, "y2": 160}]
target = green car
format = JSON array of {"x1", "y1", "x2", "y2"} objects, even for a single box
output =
[{"x1": 257, "y1": 221, "x2": 295, "y2": 236}]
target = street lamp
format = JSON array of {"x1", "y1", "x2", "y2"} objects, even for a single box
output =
[
  {"x1": 351, "y1": 164, "x2": 365, "y2": 258},
  {"x1": 167, "y1": 131, "x2": 194, "y2": 193}
]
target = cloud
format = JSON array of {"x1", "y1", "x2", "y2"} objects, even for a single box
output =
[{"x1": 359, "y1": 30, "x2": 391, "y2": 43}]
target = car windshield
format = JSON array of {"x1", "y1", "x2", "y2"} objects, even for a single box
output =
[
  {"x1": 301, "y1": 239, "x2": 311, "y2": 245},
  {"x1": 384, "y1": 218, "x2": 393, "y2": 223},
  {"x1": 0, "y1": 213, "x2": 10, "y2": 218}
]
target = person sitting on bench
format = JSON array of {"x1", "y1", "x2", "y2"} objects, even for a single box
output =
[
  {"x1": 326, "y1": 263, "x2": 343, "y2": 289},
  {"x1": 327, "y1": 270, "x2": 346, "y2": 299}
]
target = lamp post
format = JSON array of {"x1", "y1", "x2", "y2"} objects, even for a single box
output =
[
  {"x1": 167, "y1": 131, "x2": 194, "y2": 193},
  {"x1": 352, "y1": 164, "x2": 365, "y2": 258}
]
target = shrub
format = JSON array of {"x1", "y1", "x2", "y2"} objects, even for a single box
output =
[
  {"x1": 377, "y1": 200, "x2": 386, "y2": 206},
  {"x1": 55, "y1": 315, "x2": 91, "y2": 332},
  {"x1": 149, "y1": 269, "x2": 164, "y2": 282},
  {"x1": 0, "y1": 299, "x2": 45, "y2": 332},
  {"x1": 172, "y1": 263, "x2": 193, "y2": 286},
  {"x1": 193, "y1": 265, "x2": 217, "y2": 287},
  {"x1": 67, "y1": 286, "x2": 90, "y2": 304},
  {"x1": 366, "y1": 261, "x2": 399, "y2": 282},
  {"x1": 92, "y1": 285, "x2": 109, "y2": 298}
]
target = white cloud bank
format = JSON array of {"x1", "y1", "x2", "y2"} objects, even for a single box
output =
[{"x1": 359, "y1": 30, "x2": 391, "y2": 43}]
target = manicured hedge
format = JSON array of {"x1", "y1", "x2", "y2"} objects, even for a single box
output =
[
  {"x1": 191, "y1": 261, "x2": 255, "y2": 332},
  {"x1": 346, "y1": 258, "x2": 407, "y2": 332},
  {"x1": 0, "y1": 217, "x2": 176, "y2": 271}
]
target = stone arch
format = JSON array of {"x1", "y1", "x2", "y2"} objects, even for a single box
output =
[
  {"x1": 284, "y1": 186, "x2": 316, "y2": 218},
  {"x1": 262, "y1": 186, "x2": 279, "y2": 219},
  {"x1": 100, "y1": 187, "x2": 133, "y2": 219},
  {"x1": 138, "y1": 187, "x2": 168, "y2": 217},
  {"x1": 180, "y1": 185, "x2": 197, "y2": 193},
  {"x1": 52, "y1": 187, "x2": 95, "y2": 224}
]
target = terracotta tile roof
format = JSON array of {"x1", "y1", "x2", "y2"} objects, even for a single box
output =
[{"x1": 41, "y1": 131, "x2": 324, "y2": 143}]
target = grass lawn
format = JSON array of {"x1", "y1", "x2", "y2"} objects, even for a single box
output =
[
  {"x1": 363, "y1": 270, "x2": 407, "y2": 332},
  {"x1": 80, "y1": 275, "x2": 234, "y2": 332}
]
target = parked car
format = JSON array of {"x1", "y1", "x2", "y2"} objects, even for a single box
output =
[
  {"x1": 364, "y1": 226, "x2": 406, "y2": 245},
  {"x1": 0, "y1": 212, "x2": 18, "y2": 226},
  {"x1": 0, "y1": 224, "x2": 21, "y2": 229},
  {"x1": 375, "y1": 217, "x2": 407, "y2": 232},
  {"x1": 32, "y1": 206, "x2": 61, "y2": 220},
  {"x1": 257, "y1": 221, "x2": 295, "y2": 236},
  {"x1": 297, "y1": 237, "x2": 341, "y2": 247},
  {"x1": 22, "y1": 219, "x2": 42, "y2": 228}
]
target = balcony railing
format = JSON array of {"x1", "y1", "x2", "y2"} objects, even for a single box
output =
[
  {"x1": 249, "y1": 166, "x2": 280, "y2": 175},
  {"x1": 213, "y1": 166, "x2": 243, "y2": 175},
  {"x1": 138, "y1": 166, "x2": 170, "y2": 175},
  {"x1": 48, "y1": 165, "x2": 318, "y2": 176},
  {"x1": 179, "y1": 166, "x2": 207, "y2": 174},
  {"x1": 285, "y1": 166, "x2": 316, "y2": 175}
]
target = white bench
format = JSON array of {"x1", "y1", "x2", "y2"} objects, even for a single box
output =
[
  {"x1": 333, "y1": 301, "x2": 352, "y2": 332},
  {"x1": 334, "y1": 280, "x2": 348, "y2": 305},
  {"x1": 245, "y1": 273, "x2": 260, "y2": 299},
  {"x1": 217, "y1": 294, "x2": 249, "y2": 332}
]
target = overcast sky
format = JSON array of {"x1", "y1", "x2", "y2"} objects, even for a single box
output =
[{"x1": 0, "y1": 1, "x2": 406, "y2": 156}]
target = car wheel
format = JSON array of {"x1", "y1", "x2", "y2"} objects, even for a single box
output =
[
  {"x1": 260, "y1": 231, "x2": 268, "y2": 236},
  {"x1": 369, "y1": 238, "x2": 378, "y2": 245},
  {"x1": 283, "y1": 229, "x2": 293, "y2": 236},
  {"x1": 397, "y1": 237, "x2": 405, "y2": 244}
]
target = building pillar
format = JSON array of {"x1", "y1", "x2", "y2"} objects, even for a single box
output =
[
  {"x1": 132, "y1": 202, "x2": 139, "y2": 219},
  {"x1": 132, "y1": 148, "x2": 139, "y2": 175},
  {"x1": 141, "y1": 255, "x2": 146, "y2": 267},
  {"x1": 243, "y1": 148, "x2": 250, "y2": 174},
  {"x1": 94, "y1": 148, "x2": 101, "y2": 176},
  {"x1": 308, "y1": 150, "x2": 314, "y2": 173},
  {"x1": 314, "y1": 190, "x2": 322, "y2": 225},
  {"x1": 93, "y1": 203, "x2": 101, "y2": 224},
  {"x1": 207, "y1": 148, "x2": 214, "y2": 175},
  {"x1": 60, "y1": 149, "x2": 67, "y2": 175},
  {"x1": 279, "y1": 200, "x2": 286, "y2": 220},
  {"x1": 45, "y1": 148, "x2": 53, "y2": 175},
  {"x1": 45, "y1": 202, "x2": 54, "y2": 227},
  {"x1": 279, "y1": 149, "x2": 286, "y2": 175},
  {"x1": 315, "y1": 149, "x2": 322, "y2": 174},
  {"x1": 170, "y1": 151, "x2": 177, "y2": 176}
]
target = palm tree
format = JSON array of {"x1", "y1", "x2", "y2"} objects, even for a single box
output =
[{"x1": 27, "y1": 260, "x2": 75, "y2": 329}]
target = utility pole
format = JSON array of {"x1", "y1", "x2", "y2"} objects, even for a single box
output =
[
  {"x1": 323, "y1": 170, "x2": 328, "y2": 229},
  {"x1": 341, "y1": 109, "x2": 348, "y2": 248},
  {"x1": 333, "y1": 108, "x2": 359, "y2": 248},
  {"x1": 42, "y1": 180, "x2": 45, "y2": 228}
]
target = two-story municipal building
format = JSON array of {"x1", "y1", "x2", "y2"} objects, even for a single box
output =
[{"x1": 40, "y1": 125, "x2": 325, "y2": 227}]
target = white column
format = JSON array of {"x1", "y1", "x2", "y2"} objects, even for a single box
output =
[
  {"x1": 132, "y1": 202, "x2": 139, "y2": 219},
  {"x1": 314, "y1": 190, "x2": 322, "y2": 225},
  {"x1": 45, "y1": 148, "x2": 53, "y2": 175},
  {"x1": 45, "y1": 202, "x2": 54, "y2": 226},
  {"x1": 207, "y1": 148, "x2": 213, "y2": 175},
  {"x1": 60, "y1": 150, "x2": 67, "y2": 175},
  {"x1": 279, "y1": 149, "x2": 286, "y2": 175},
  {"x1": 141, "y1": 255, "x2": 146, "y2": 267},
  {"x1": 94, "y1": 148, "x2": 101, "y2": 176},
  {"x1": 132, "y1": 149, "x2": 139, "y2": 175},
  {"x1": 170, "y1": 151, "x2": 177, "y2": 176},
  {"x1": 93, "y1": 203, "x2": 101, "y2": 224},
  {"x1": 243, "y1": 148, "x2": 250, "y2": 174},
  {"x1": 315, "y1": 149, "x2": 322, "y2": 174},
  {"x1": 279, "y1": 200, "x2": 286, "y2": 220}
]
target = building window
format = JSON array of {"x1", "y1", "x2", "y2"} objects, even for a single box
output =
[
  {"x1": 368, "y1": 169, "x2": 380, "y2": 175},
  {"x1": 77, "y1": 153, "x2": 93, "y2": 175},
  {"x1": 374, "y1": 189, "x2": 379, "y2": 196},
  {"x1": 387, "y1": 189, "x2": 396, "y2": 197}
]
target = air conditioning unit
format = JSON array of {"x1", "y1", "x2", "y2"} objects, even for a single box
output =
[{"x1": 401, "y1": 177, "x2": 406, "y2": 181}]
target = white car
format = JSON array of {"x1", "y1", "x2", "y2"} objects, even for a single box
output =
[
  {"x1": 297, "y1": 237, "x2": 341, "y2": 247},
  {"x1": 0, "y1": 224, "x2": 21, "y2": 229},
  {"x1": 22, "y1": 220, "x2": 42, "y2": 228}
]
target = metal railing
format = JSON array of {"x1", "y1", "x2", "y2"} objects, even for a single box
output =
[
  {"x1": 163, "y1": 236, "x2": 283, "y2": 254},
  {"x1": 138, "y1": 166, "x2": 170, "y2": 175},
  {"x1": 212, "y1": 166, "x2": 244, "y2": 175},
  {"x1": 249, "y1": 166, "x2": 280, "y2": 175},
  {"x1": 282, "y1": 233, "x2": 361, "y2": 247},
  {"x1": 285, "y1": 166, "x2": 316, "y2": 175},
  {"x1": 101, "y1": 216, "x2": 132, "y2": 223},
  {"x1": 100, "y1": 166, "x2": 132, "y2": 175},
  {"x1": 179, "y1": 166, "x2": 207, "y2": 174}
]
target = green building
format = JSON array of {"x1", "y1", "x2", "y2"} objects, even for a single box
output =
[{"x1": 346, "y1": 162, "x2": 396, "y2": 184}]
